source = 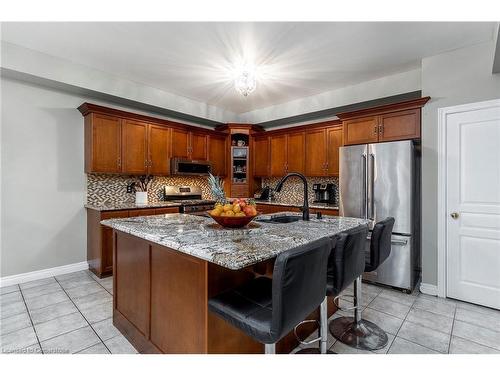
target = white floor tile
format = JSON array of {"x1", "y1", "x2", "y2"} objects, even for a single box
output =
[{"x1": 397, "y1": 321, "x2": 450, "y2": 353}]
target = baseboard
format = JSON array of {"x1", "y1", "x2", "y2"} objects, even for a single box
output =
[
  {"x1": 419, "y1": 283, "x2": 438, "y2": 296},
  {"x1": 0, "y1": 261, "x2": 89, "y2": 287}
]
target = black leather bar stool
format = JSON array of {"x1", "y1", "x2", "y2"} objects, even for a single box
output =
[
  {"x1": 329, "y1": 217, "x2": 395, "y2": 351},
  {"x1": 208, "y1": 238, "x2": 332, "y2": 354}
]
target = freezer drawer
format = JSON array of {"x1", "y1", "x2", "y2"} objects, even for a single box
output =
[{"x1": 363, "y1": 233, "x2": 416, "y2": 292}]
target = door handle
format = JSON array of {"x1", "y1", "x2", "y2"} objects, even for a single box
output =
[{"x1": 450, "y1": 212, "x2": 459, "y2": 219}]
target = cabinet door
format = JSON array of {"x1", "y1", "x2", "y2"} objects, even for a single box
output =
[
  {"x1": 270, "y1": 134, "x2": 287, "y2": 176},
  {"x1": 305, "y1": 129, "x2": 327, "y2": 176},
  {"x1": 149, "y1": 125, "x2": 170, "y2": 175},
  {"x1": 171, "y1": 128, "x2": 190, "y2": 159},
  {"x1": 208, "y1": 134, "x2": 227, "y2": 176},
  {"x1": 253, "y1": 136, "x2": 270, "y2": 177},
  {"x1": 122, "y1": 119, "x2": 148, "y2": 174},
  {"x1": 100, "y1": 210, "x2": 129, "y2": 277},
  {"x1": 190, "y1": 132, "x2": 208, "y2": 161},
  {"x1": 378, "y1": 109, "x2": 420, "y2": 142},
  {"x1": 89, "y1": 114, "x2": 122, "y2": 173},
  {"x1": 326, "y1": 127, "x2": 343, "y2": 176},
  {"x1": 343, "y1": 116, "x2": 378, "y2": 145},
  {"x1": 286, "y1": 132, "x2": 305, "y2": 174}
]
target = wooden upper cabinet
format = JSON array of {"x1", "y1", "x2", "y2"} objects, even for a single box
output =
[
  {"x1": 286, "y1": 132, "x2": 305, "y2": 174},
  {"x1": 190, "y1": 132, "x2": 208, "y2": 161},
  {"x1": 148, "y1": 125, "x2": 170, "y2": 175},
  {"x1": 171, "y1": 128, "x2": 190, "y2": 159},
  {"x1": 378, "y1": 109, "x2": 420, "y2": 142},
  {"x1": 208, "y1": 134, "x2": 227, "y2": 176},
  {"x1": 253, "y1": 136, "x2": 270, "y2": 177},
  {"x1": 326, "y1": 127, "x2": 343, "y2": 176},
  {"x1": 305, "y1": 129, "x2": 327, "y2": 176},
  {"x1": 270, "y1": 134, "x2": 287, "y2": 177},
  {"x1": 343, "y1": 116, "x2": 379, "y2": 146},
  {"x1": 122, "y1": 119, "x2": 149, "y2": 174},
  {"x1": 86, "y1": 113, "x2": 122, "y2": 173}
]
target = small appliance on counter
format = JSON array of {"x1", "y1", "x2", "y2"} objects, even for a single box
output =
[
  {"x1": 254, "y1": 186, "x2": 273, "y2": 201},
  {"x1": 312, "y1": 183, "x2": 336, "y2": 205},
  {"x1": 164, "y1": 185, "x2": 215, "y2": 214}
]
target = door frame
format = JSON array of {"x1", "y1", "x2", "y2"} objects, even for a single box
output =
[{"x1": 437, "y1": 98, "x2": 500, "y2": 298}]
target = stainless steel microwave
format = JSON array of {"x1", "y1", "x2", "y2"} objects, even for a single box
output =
[{"x1": 170, "y1": 158, "x2": 212, "y2": 176}]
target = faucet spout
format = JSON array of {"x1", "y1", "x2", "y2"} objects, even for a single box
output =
[{"x1": 275, "y1": 173, "x2": 310, "y2": 221}]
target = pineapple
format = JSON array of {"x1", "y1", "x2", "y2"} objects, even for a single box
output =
[{"x1": 208, "y1": 173, "x2": 226, "y2": 205}]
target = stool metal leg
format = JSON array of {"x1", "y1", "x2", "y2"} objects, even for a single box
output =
[
  {"x1": 293, "y1": 297, "x2": 333, "y2": 354},
  {"x1": 329, "y1": 276, "x2": 388, "y2": 351},
  {"x1": 265, "y1": 343, "x2": 276, "y2": 354}
]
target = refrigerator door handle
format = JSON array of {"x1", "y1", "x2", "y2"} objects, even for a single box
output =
[
  {"x1": 362, "y1": 153, "x2": 368, "y2": 218},
  {"x1": 369, "y1": 153, "x2": 375, "y2": 220}
]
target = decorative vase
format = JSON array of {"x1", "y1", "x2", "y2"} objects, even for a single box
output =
[{"x1": 136, "y1": 191, "x2": 148, "y2": 205}]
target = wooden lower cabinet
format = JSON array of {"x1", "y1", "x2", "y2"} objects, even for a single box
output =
[
  {"x1": 256, "y1": 203, "x2": 338, "y2": 216},
  {"x1": 87, "y1": 206, "x2": 179, "y2": 278},
  {"x1": 112, "y1": 231, "x2": 338, "y2": 353}
]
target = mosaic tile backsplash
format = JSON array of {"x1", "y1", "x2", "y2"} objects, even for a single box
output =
[
  {"x1": 87, "y1": 174, "x2": 214, "y2": 205},
  {"x1": 261, "y1": 177, "x2": 339, "y2": 206},
  {"x1": 87, "y1": 174, "x2": 339, "y2": 206}
]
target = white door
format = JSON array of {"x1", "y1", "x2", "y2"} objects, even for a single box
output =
[{"x1": 446, "y1": 100, "x2": 500, "y2": 309}]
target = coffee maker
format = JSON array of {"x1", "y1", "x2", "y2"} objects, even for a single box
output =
[{"x1": 312, "y1": 183, "x2": 336, "y2": 205}]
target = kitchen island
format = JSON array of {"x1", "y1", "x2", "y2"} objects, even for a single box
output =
[{"x1": 101, "y1": 212, "x2": 367, "y2": 354}]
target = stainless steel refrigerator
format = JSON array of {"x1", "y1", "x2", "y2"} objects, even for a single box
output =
[{"x1": 339, "y1": 140, "x2": 420, "y2": 292}]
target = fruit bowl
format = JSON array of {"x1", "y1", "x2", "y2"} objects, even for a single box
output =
[{"x1": 207, "y1": 212, "x2": 258, "y2": 228}]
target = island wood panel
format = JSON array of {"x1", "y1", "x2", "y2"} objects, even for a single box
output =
[
  {"x1": 148, "y1": 124, "x2": 171, "y2": 175},
  {"x1": 343, "y1": 116, "x2": 379, "y2": 145},
  {"x1": 326, "y1": 127, "x2": 343, "y2": 176},
  {"x1": 256, "y1": 204, "x2": 301, "y2": 214},
  {"x1": 128, "y1": 209, "x2": 157, "y2": 217},
  {"x1": 150, "y1": 246, "x2": 208, "y2": 353},
  {"x1": 378, "y1": 108, "x2": 421, "y2": 142},
  {"x1": 252, "y1": 136, "x2": 270, "y2": 177},
  {"x1": 208, "y1": 134, "x2": 227, "y2": 176},
  {"x1": 154, "y1": 207, "x2": 180, "y2": 215},
  {"x1": 114, "y1": 232, "x2": 151, "y2": 337},
  {"x1": 171, "y1": 128, "x2": 190, "y2": 159},
  {"x1": 112, "y1": 232, "x2": 338, "y2": 354},
  {"x1": 121, "y1": 119, "x2": 149, "y2": 174},
  {"x1": 286, "y1": 132, "x2": 305, "y2": 174},
  {"x1": 270, "y1": 134, "x2": 287, "y2": 176},
  {"x1": 305, "y1": 129, "x2": 328, "y2": 176},
  {"x1": 87, "y1": 113, "x2": 122, "y2": 173}
]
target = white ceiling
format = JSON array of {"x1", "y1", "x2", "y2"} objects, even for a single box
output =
[{"x1": 1, "y1": 22, "x2": 496, "y2": 114}]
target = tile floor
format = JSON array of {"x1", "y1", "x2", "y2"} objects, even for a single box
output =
[{"x1": 1, "y1": 271, "x2": 500, "y2": 354}]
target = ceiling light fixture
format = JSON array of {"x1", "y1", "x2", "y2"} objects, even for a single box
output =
[{"x1": 234, "y1": 63, "x2": 257, "y2": 97}]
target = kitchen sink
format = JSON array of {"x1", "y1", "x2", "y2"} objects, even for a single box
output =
[{"x1": 256, "y1": 215, "x2": 301, "y2": 224}]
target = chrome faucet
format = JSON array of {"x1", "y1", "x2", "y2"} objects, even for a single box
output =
[{"x1": 275, "y1": 173, "x2": 310, "y2": 221}]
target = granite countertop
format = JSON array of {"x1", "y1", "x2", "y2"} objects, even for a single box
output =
[
  {"x1": 85, "y1": 201, "x2": 182, "y2": 211},
  {"x1": 101, "y1": 212, "x2": 367, "y2": 270},
  {"x1": 255, "y1": 200, "x2": 339, "y2": 211}
]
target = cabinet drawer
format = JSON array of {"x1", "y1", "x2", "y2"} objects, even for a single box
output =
[
  {"x1": 129, "y1": 209, "x2": 157, "y2": 217},
  {"x1": 101, "y1": 210, "x2": 129, "y2": 220},
  {"x1": 230, "y1": 184, "x2": 248, "y2": 198},
  {"x1": 155, "y1": 207, "x2": 180, "y2": 215}
]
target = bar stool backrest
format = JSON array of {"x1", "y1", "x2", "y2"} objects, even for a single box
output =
[
  {"x1": 327, "y1": 225, "x2": 369, "y2": 296},
  {"x1": 366, "y1": 217, "x2": 395, "y2": 272},
  {"x1": 270, "y1": 237, "x2": 333, "y2": 342}
]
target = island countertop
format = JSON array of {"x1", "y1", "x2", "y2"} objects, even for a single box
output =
[{"x1": 101, "y1": 212, "x2": 368, "y2": 270}]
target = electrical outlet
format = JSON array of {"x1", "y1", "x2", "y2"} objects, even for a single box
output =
[{"x1": 126, "y1": 183, "x2": 135, "y2": 193}]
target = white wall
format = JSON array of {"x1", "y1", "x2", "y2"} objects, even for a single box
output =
[{"x1": 420, "y1": 40, "x2": 500, "y2": 286}]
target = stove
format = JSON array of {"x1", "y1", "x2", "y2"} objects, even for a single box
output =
[{"x1": 164, "y1": 185, "x2": 215, "y2": 214}]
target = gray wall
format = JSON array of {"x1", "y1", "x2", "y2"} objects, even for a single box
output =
[
  {"x1": 1, "y1": 78, "x2": 88, "y2": 276},
  {"x1": 420, "y1": 40, "x2": 500, "y2": 285}
]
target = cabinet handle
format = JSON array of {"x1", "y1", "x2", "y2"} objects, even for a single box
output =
[
  {"x1": 117, "y1": 157, "x2": 121, "y2": 168},
  {"x1": 374, "y1": 125, "x2": 378, "y2": 135},
  {"x1": 379, "y1": 125, "x2": 384, "y2": 136}
]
